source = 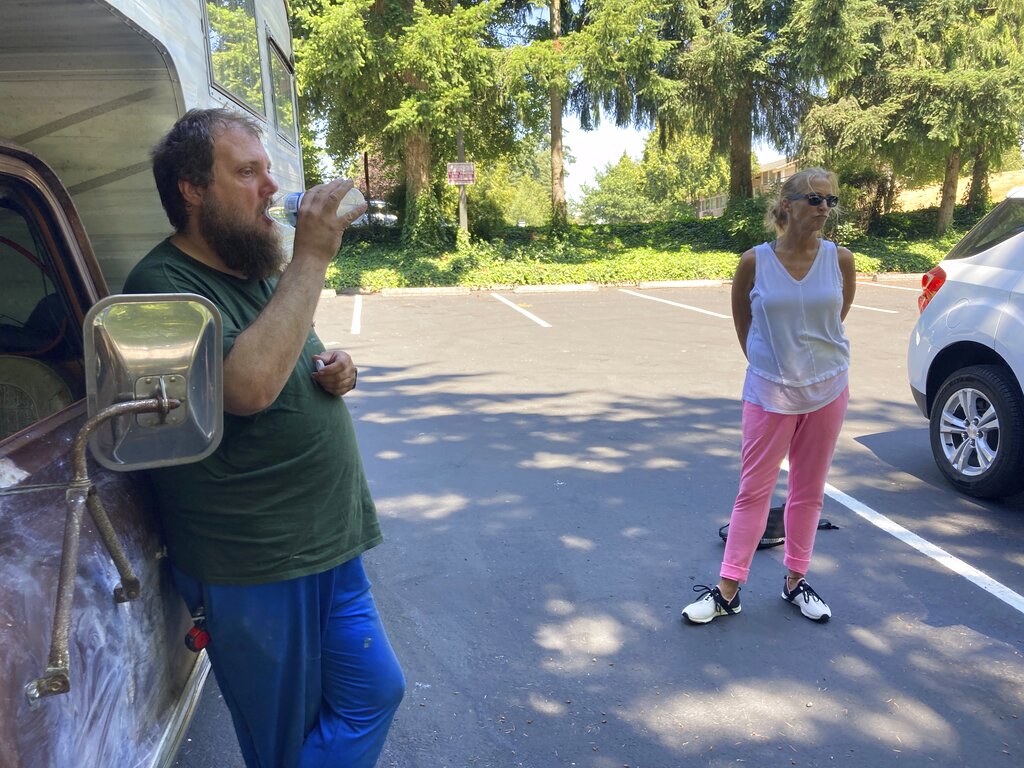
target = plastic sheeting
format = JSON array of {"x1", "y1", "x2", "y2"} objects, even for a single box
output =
[{"x1": 0, "y1": 409, "x2": 200, "y2": 768}]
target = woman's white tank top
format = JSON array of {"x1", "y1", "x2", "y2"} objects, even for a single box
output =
[{"x1": 742, "y1": 239, "x2": 850, "y2": 412}]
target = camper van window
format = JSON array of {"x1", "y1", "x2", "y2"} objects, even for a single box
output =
[
  {"x1": 268, "y1": 40, "x2": 297, "y2": 143},
  {"x1": 0, "y1": 181, "x2": 81, "y2": 440},
  {"x1": 206, "y1": 0, "x2": 266, "y2": 114}
]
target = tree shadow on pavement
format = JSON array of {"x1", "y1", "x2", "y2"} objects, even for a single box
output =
[{"x1": 350, "y1": 364, "x2": 1024, "y2": 768}]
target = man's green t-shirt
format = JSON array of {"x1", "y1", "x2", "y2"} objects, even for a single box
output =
[{"x1": 123, "y1": 239, "x2": 382, "y2": 585}]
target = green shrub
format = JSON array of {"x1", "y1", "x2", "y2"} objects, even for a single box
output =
[
  {"x1": 722, "y1": 197, "x2": 771, "y2": 247},
  {"x1": 866, "y1": 205, "x2": 987, "y2": 239},
  {"x1": 326, "y1": 207, "x2": 976, "y2": 290}
]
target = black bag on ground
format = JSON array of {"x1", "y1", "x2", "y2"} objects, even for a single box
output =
[{"x1": 718, "y1": 504, "x2": 838, "y2": 550}]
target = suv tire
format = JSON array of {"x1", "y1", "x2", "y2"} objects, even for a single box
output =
[{"x1": 929, "y1": 364, "x2": 1024, "y2": 498}]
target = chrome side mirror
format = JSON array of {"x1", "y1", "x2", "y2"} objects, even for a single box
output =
[
  {"x1": 25, "y1": 294, "x2": 223, "y2": 703},
  {"x1": 84, "y1": 293, "x2": 223, "y2": 470}
]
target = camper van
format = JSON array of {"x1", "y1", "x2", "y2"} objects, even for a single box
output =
[{"x1": 0, "y1": 1, "x2": 303, "y2": 766}]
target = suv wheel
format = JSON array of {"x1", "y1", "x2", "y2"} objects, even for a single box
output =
[{"x1": 929, "y1": 364, "x2": 1024, "y2": 498}]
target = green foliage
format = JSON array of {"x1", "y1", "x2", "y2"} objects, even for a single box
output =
[
  {"x1": 577, "y1": 154, "x2": 657, "y2": 223},
  {"x1": 388, "y1": 2, "x2": 511, "y2": 152},
  {"x1": 293, "y1": 0, "x2": 532, "y2": 241},
  {"x1": 299, "y1": 122, "x2": 325, "y2": 189},
  {"x1": 642, "y1": 0, "x2": 847, "y2": 198},
  {"x1": 567, "y1": 0, "x2": 675, "y2": 127},
  {"x1": 287, "y1": 0, "x2": 1021, "y2": 245},
  {"x1": 998, "y1": 146, "x2": 1024, "y2": 172},
  {"x1": 865, "y1": 204, "x2": 989, "y2": 239},
  {"x1": 326, "y1": 224, "x2": 743, "y2": 290},
  {"x1": 576, "y1": 129, "x2": 731, "y2": 224},
  {"x1": 207, "y1": 0, "x2": 265, "y2": 112},
  {"x1": 325, "y1": 206, "x2": 969, "y2": 291},
  {"x1": 801, "y1": 0, "x2": 1024, "y2": 228},
  {"x1": 846, "y1": 234, "x2": 957, "y2": 273},
  {"x1": 640, "y1": 130, "x2": 730, "y2": 217},
  {"x1": 462, "y1": 146, "x2": 552, "y2": 237},
  {"x1": 403, "y1": 191, "x2": 450, "y2": 252},
  {"x1": 722, "y1": 196, "x2": 772, "y2": 246},
  {"x1": 466, "y1": 178, "x2": 510, "y2": 240}
]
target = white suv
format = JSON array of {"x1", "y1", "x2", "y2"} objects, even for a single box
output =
[{"x1": 908, "y1": 187, "x2": 1024, "y2": 498}]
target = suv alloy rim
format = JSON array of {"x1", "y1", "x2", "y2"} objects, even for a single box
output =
[{"x1": 936, "y1": 386, "x2": 999, "y2": 477}]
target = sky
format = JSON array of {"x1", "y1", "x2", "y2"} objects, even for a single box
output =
[
  {"x1": 562, "y1": 114, "x2": 785, "y2": 203},
  {"x1": 561, "y1": 114, "x2": 649, "y2": 201}
]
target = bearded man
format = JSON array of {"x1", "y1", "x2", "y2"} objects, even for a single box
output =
[{"x1": 123, "y1": 108, "x2": 404, "y2": 768}]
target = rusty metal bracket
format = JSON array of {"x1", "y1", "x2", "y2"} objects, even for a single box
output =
[{"x1": 25, "y1": 394, "x2": 181, "y2": 704}]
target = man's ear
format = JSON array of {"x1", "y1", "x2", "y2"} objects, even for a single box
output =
[{"x1": 178, "y1": 178, "x2": 204, "y2": 211}]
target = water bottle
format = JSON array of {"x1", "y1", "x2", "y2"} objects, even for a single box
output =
[{"x1": 268, "y1": 186, "x2": 366, "y2": 227}]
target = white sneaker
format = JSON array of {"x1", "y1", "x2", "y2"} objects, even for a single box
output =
[
  {"x1": 782, "y1": 578, "x2": 831, "y2": 623},
  {"x1": 681, "y1": 584, "x2": 741, "y2": 624}
]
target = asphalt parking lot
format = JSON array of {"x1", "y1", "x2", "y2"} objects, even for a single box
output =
[{"x1": 176, "y1": 279, "x2": 1024, "y2": 768}]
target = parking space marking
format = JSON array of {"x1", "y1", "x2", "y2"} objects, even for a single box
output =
[
  {"x1": 856, "y1": 281, "x2": 921, "y2": 292},
  {"x1": 490, "y1": 293, "x2": 552, "y2": 328},
  {"x1": 851, "y1": 303, "x2": 899, "y2": 314},
  {"x1": 351, "y1": 295, "x2": 363, "y2": 335},
  {"x1": 785, "y1": 460, "x2": 1024, "y2": 615},
  {"x1": 619, "y1": 289, "x2": 730, "y2": 319}
]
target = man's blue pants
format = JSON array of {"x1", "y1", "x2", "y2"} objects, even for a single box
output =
[{"x1": 172, "y1": 556, "x2": 405, "y2": 768}]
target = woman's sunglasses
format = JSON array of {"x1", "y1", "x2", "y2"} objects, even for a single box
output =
[{"x1": 788, "y1": 193, "x2": 839, "y2": 208}]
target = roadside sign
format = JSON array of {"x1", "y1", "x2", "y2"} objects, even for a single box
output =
[{"x1": 447, "y1": 162, "x2": 475, "y2": 185}]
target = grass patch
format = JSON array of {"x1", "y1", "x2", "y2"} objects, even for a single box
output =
[{"x1": 326, "y1": 213, "x2": 969, "y2": 292}]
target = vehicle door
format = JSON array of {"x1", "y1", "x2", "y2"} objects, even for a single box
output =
[{"x1": 0, "y1": 145, "x2": 206, "y2": 768}]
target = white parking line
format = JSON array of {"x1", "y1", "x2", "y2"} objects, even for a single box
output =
[
  {"x1": 782, "y1": 461, "x2": 1024, "y2": 615},
  {"x1": 619, "y1": 289, "x2": 730, "y2": 319},
  {"x1": 490, "y1": 293, "x2": 552, "y2": 328},
  {"x1": 351, "y1": 294, "x2": 363, "y2": 335},
  {"x1": 851, "y1": 303, "x2": 899, "y2": 314},
  {"x1": 856, "y1": 282, "x2": 921, "y2": 292}
]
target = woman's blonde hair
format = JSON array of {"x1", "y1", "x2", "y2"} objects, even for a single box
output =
[{"x1": 763, "y1": 167, "x2": 839, "y2": 235}]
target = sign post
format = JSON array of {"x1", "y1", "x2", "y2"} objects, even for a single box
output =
[
  {"x1": 446, "y1": 162, "x2": 476, "y2": 185},
  {"x1": 447, "y1": 155, "x2": 475, "y2": 234}
]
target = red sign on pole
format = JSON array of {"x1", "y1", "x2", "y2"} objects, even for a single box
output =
[{"x1": 446, "y1": 162, "x2": 475, "y2": 185}]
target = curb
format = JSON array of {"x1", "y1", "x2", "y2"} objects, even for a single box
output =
[
  {"x1": 861, "y1": 273, "x2": 924, "y2": 282},
  {"x1": 637, "y1": 279, "x2": 729, "y2": 289},
  {"x1": 379, "y1": 286, "x2": 472, "y2": 296},
  {"x1": 512, "y1": 283, "x2": 599, "y2": 293}
]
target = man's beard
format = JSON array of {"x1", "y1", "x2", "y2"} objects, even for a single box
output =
[{"x1": 199, "y1": 193, "x2": 284, "y2": 280}]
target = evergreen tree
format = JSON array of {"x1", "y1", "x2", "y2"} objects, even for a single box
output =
[
  {"x1": 801, "y1": 0, "x2": 1024, "y2": 234},
  {"x1": 292, "y1": 0, "x2": 524, "y2": 248}
]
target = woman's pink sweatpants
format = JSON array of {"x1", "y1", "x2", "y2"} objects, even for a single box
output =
[{"x1": 720, "y1": 388, "x2": 849, "y2": 583}]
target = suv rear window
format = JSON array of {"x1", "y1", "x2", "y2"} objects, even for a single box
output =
[{"x1": 946, "y1": 198, "x2": 1024, "y2": 261}]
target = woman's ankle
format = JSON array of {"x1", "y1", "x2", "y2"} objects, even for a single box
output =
[{"x1": 718, "y1": 579, "x2": 740, "y2": 601}]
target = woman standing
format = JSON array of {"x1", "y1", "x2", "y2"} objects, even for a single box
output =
[{"x1": 682, "y1": 167, "x2": 855, "y2": 625}]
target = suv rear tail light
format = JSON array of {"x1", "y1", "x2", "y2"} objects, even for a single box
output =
[{"x1": 918, "y1": 266, "x2": 946, "y2": 313}]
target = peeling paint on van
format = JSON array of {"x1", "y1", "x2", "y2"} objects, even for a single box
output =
[{"x1": 0, "y1": 459, "x2": 29, "y2": 489}]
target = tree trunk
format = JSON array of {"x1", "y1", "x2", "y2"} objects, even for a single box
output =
[
  {"x1": 550, "y1": 0, "x2": 567, "y2": 228},
  {"x1": 405, "y1": 128, "x2": 431, "y2": 202},
  {"x1": 869, "y1": 175, "x2": 886, "y2": 230},
  {"x1": 728, "y1": 84, "x2": 754, "y2": 200},
  {"x1": 936, "y1": 148, "x2": 961, "y2": 236},
  {"x1": 404, "y1": 127, "x2": 443, "y2": 248},
  {"x1": 883, "y1": 170, "x2": 898, "y2": 214},
  {"x1": 967, "y1": 146, "x2": 990, "y2": 213}
]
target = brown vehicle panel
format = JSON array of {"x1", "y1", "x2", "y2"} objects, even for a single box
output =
[{"x1": 0, "y1": 142, "x2": 203, "y2": 767}]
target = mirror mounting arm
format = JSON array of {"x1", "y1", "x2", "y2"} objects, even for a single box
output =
[{"x1": 25, "y1": 396, "x2": 182, "y2": 704}]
